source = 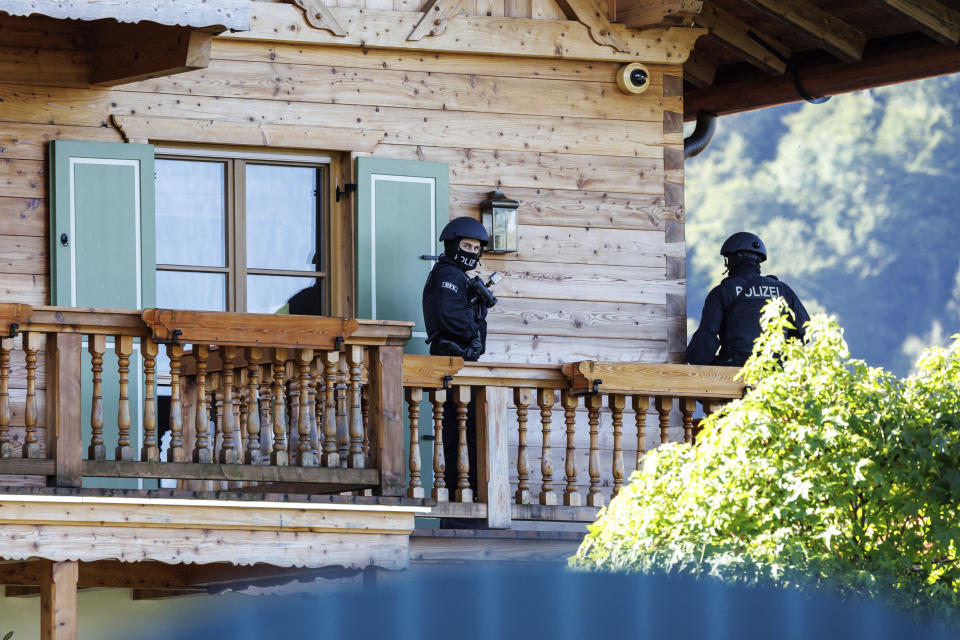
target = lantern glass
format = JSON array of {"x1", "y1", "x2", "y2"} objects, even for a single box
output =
[{"x1": 482, "y1": 210, "x2": 494, "y2": 244}]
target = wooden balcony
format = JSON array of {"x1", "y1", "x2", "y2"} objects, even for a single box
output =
[{"x1": 0, "y1": 303, "x2": 743, "y2": 607}]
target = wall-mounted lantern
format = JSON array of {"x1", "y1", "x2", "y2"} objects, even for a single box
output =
[{"x1": 479, "y1": 190, "x2": 519, "y2": 254}]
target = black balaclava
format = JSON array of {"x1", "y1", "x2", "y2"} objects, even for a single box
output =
[
  {"x1": 444, "y1": 239, "x2": 480, "y2": 271},
  {"x1": 725, "y1": 250, "x2": 762, "y2": 277}
]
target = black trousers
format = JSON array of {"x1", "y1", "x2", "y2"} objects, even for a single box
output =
[{"x1": 441, "y1": 388, "x2": 478, "y2": 496}]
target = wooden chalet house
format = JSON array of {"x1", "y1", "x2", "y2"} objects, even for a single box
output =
[{"x1": 0, "y1": 0, "x2": 958, "y2": 636}]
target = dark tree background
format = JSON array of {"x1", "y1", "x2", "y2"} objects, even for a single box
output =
[{"x1": 685, "y1": 74, "x2": 960, "y2": 375}]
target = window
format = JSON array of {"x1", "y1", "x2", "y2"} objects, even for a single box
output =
[{"x1": 154, "y1": 150, "x2": 329, "y2": 315}]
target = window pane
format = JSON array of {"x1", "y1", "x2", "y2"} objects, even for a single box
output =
[
  {"x1": 157, "y1": 271, "x2": 226, "y2": 311},
  {"x1": 156, "y1": 159, "x2": 226, "y2": 267},
  {"x1": 245, "y1": 164, "x2": 320, "y2": 271},
  {"x1": 247, "y1": 275, "x2": 321, "y2": 315}
]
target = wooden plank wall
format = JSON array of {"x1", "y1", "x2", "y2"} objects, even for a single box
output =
[{"x1": 0, "y1": 7, "x2": 685, "y2": 408}]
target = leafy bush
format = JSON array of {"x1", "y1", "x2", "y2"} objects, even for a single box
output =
[{"x1": 572, "y1": 301, "x2": 960, "y2": 622}]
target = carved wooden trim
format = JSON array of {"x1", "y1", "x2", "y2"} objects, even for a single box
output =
[
  {"x1": 553, "y1": 0, "x2": 631, "y2": 53},
  {"x1": 291, "y1": 0, "x2": 348, "y2": 36},
  {"x1": 408, "y1": 0, "x2": 466, "y2": 40}
]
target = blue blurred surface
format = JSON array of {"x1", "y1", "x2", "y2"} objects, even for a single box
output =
[{"x1": 118, "y1": 564, "x2": 956, "y2": 640}]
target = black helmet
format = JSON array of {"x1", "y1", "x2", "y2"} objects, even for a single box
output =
[
  {"x1": 439, "y1": 217, "x2": 489, "y2": 246},
  {"x1": 720, "y1": 232, "x2": 767, "y2": 262}
]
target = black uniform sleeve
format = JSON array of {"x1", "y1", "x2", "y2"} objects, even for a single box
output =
[
  {"x1": 686, "y1": 286, "x2": 724, "y2": 365},
  {"x1": 785, "y1": 287, "x2": 810, "y2": 340}
]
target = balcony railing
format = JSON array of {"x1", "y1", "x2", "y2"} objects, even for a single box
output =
[
  {"x1": 0, "y1": 303, "x2": 744, "y2": 532},
  {"x1": 0, "y1": 304, "x2": 411, "y2": 496},
  {"x1": 401, "y1": 356, "x2": 744, "y2": 528}
]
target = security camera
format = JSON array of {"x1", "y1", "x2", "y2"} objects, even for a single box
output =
[{"x1": 616, "y1": 62, "x2": 650, "y2": 95}]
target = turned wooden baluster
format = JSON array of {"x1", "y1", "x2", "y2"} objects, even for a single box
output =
[
  {"x1": 680, "y1": 398, "x2": 697, "y2": 444},
  {"x1": 245, "y1": 348, "x2": 264, "y2": 465},
  {"x1": 513, "y1": 388, "x2": 531, "y2": 504},
  {"x1": 287, "y1": 378, "x2": 300, "y2": 456},
  {"x1": 454, "y1": 385, "x2": 472, "y2": 503},
  {"x1": 347, "y1": 346, "x2": 365, "y2": 469},
  {"x1": 405, "y1": 387, "x2": 424, "y2": 498},
  {"x1": 361, "y1": 365, "x2": 370, "y2": 457},
  {"x1": 209, "y1": 374, "x2": 221, "y2": 459},
  {"x1": 538, "y1": 388, "x2": 557, "y2": 506},
  {"x1": 312, "y1": 359, "x2": 324, "y2": 459},
  {"x1": 561, "y1": 391, "x2": 581, "y2": 507},
  {"x1": 655, "y1": 396, "x2": 673, "y2": 447},
  {"x1": 336, "y1": 357, "x2": 349, "y2": 466},
  {"x1": 219, "y1": 346, "x2": 239, "y2": 463},
  {"x1": 22, "y1": 332, "x2": 43, "y2": 459},
  {"x1": 429, "y1": 388, "x2": 448, "y2": 502},
  {"x1": 271, "y1": 350, "x2": 289, "y2": 466},
  {"x1": 87, "y1": 335, "x2": 106, "y2": 460},
  {"x1": 141, "y1": 338, "x2": 160, "y2": 462},
  {"x1": 610, "y1": 394, "x2": 625, "y2": 499},
  {"x1": 308, "y1": 384, "x2": 319, "y2": 461},
  {"x1": 321, "y1": 350, "x2": 340, "y2": 467},
  {"x1": 192, "y1": 345, "x2": 211, "y2": 463},
  {"x1": 632, "y1": 395, "x2": 649, "y2": 471},
  {"x1": 112, "y1": 336, "x2": 134, "y2": 461},
  {"x1": 296, "y1": 349, "x2": 316, "y2": 466},
  {"x1": 259, "y1": 369, "x2": 273, "y2": 460},
  {"x1": 586, "y1": 394, "x2": 603, "y2": 507},
  {"x1": 166, "y1": 343, "x2": 185, "y2": 462},
  {"x1": 0, "y1": 337, "x2": 11, "y2": 458}
]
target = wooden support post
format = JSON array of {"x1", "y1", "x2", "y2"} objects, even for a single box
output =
[
  {"x1": 405, "y1": 386, "x2": 424, "y2": 498},
  {"x1": 166, "y1": 344, "x2": 185, "y2": 463},
  {"x1": 655, "y1": 396, "x2": 674, "y2": 447},
  {"x1": 0, "y1": 337, "x2": 11, "y2": 458},
  {"x1": 632, "y1": 395, "x2": 649, "y2": 471},
  {"x1": 477, "y1": 385, "x2": 511, "y2": 529},
  {"x1": 513, "y1": 388, "x2": 531, "y2": 505},
  {"x1": 40, "y1": 560, "x2": 78, "y2": 640},
  {"x1": 454, "y1": 385, "x2": 472, "y2": 504},
  {"x1": 23, "y1": 331, "x2": 43, "y2": 459},
  {"x1": 348, "y1": 346, "x2": 366, "y2": 469},
  {"x1": 537, "y1": 388, "x2": 557, "y2": 506},
  {"x1": 141, "y1": 338, "x2": 160, "y2": 462},
  {"x1": 321, "y1": 349, "x2": 340, "y2": 468},
  {"x1": 368, "y1": 345, "x2": 404, "y2": 496},
  {"x1": 680, "y1": 398, "x2": 697, "y2": 444},
  {"x1": 87, "y1": 335, "x2": 106, "y2": 461},
  {"x1": 610, "y1": 393, "x2": 625, "y2": 499},
  {"x1": 271, "y1": 350, "x2": 289, "y2": 466},
  {"x1": 114, "y1": 336, "x2": 134, "y2": 461},
  {"x1": 561, "y1": 391, "x2": 581, "y2": 507},
  {"x1": 219, "y1": 346, "x2": 238, "y2": 464},
  {"x1": 586, "y1": 394, "x2": 604, "y2": 508},
  {"x1": 296, "y1": 348, "x2": 316, "y2": 467},
  {"x1": 47, "y1": 333, "x2": 82, "y2": 488},
  {"x1": 429, "y1": 388, "x2": 448, "y2": 502}
]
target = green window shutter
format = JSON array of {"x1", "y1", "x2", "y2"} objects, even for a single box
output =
[
  {"x1": 48, "y1": 140, "x2": 156, "y2": 489},
  {"x1": 355, "y1": 158, "x2": 449, "y2": 355},
  {"x1": 49, "y1": 140, "x2": 156, "y2": 309}
]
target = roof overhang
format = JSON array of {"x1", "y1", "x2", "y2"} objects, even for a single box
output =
[{"x1": 0, "y1": 0, "x2": 249, "y2": 32}]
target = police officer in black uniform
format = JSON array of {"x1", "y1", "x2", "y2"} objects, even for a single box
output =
[
  {"x1": 422, "y1": 217, "x2": 497, "y2": 515},
  {"x1": 687, "y1": 232, "x2": 810, "y2": 366}
]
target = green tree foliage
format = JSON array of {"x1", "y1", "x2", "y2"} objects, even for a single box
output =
[
  {"x1": 572, "y1": 302, "x2": 960, "y2": 621},
  {"x1": 686, "y1": 76, "x2": 960, "y2": 375}
]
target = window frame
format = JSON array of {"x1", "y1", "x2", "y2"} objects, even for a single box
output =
[{"x1": 154, "y1": 147, "x2": 334, "y2": 315}]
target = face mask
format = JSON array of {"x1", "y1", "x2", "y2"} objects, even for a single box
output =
[{"x1": 453, "y1": 246, "x2": 480, "y2": 270}]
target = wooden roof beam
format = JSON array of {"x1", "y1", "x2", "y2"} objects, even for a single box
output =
[
  {"x1": 617, "y1": 0, "x2": 703, "y2": 29},
  {"x1": 868, "y1": 0, "x2": 960, "y2": 44},
  {"x1": 684, "y1": 49, "x2": 719, "y2": 87},
  {"x1": 90, "y1": 28, "x2": 213, "y2": 86},
  {"x1": 694, "y1": 1, "x2": 790, "y2": 75},
  {"x1": 740, "y1": 0, "x2": 867, "y2": 63},
  {"x1": 684, "y1": 40, "x2": 960, "y2": 119}
]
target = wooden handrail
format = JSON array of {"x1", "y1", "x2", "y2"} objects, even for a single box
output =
[{"x1": 562, "y1": 361, "x2": 744, "y2": 398}]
